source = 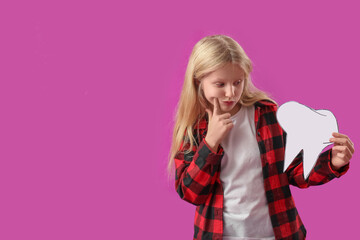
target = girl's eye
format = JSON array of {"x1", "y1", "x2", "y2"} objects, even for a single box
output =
[
  {"x1": 234, "y1": 80, "x2": 242, "y2": 86},
  {"x1": 215, "y1": 80, "x2": 242, "y2": 87}
]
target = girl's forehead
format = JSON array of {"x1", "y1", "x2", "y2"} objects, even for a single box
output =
[{"x1": 206, "y1": 64, "x2": 245, "y2": 81}]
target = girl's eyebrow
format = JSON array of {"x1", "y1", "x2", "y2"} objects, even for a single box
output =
[{"x1": 214, "y1": 77, "x2": 244, "y2": 81}]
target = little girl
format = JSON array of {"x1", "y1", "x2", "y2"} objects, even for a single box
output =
[{"x1": 168, "y1": 34, "x2": 354, "y2": 240}]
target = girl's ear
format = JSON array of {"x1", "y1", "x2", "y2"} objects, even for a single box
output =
[
  {"x1": 196, "y1": 79, "x2": 202, "y2": 90},
  {"x1": 195, "y1": 78, "x2": 200, "y2": 86}
]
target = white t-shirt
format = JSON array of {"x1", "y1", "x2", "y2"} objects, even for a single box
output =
[{"x1": 220, "y1": 105, "x2": 275, "y2": 240}]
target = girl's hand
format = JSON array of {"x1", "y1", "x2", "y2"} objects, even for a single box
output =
[
  {"x1": 204, "y1": 98, "x2": 234, "y2": 152},
  {"x1": 329, "y1": 132, "x2": 355, "y2": 171}
]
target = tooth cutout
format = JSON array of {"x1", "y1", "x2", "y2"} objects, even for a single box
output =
[{"x1": 276, "y1": 101, "x2": 338, "y2": 179}]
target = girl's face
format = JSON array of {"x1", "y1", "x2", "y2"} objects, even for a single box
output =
[{"x1": 200, "y1": 63, "x2": 245, "y2": 116}]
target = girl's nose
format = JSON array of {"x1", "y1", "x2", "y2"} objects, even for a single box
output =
[{"x1": 225, "y1": 86, "x2": 235, "y2": 98}]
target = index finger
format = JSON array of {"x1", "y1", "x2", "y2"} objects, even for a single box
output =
[
  {"x1": 330, "y1": 135, "x2": 355, "y2": 154},
  {"x1": 332, "y1": 132, "x2": 354, "y2": 146},
  {"x1": 213, "y1": 98, "x2": 221, "y2": 115}
]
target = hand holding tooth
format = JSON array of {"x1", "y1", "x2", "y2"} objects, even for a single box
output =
[
  {"x1": 205, "y1": 98, "x2": 234, "y2": 152},
  {"x1": 329, "y1": 132, "x2": 355, "y2": 171}
]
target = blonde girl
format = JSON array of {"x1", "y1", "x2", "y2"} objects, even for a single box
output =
[{"x1": 168, "y1": 34, "x2": 353, "y2": 240}]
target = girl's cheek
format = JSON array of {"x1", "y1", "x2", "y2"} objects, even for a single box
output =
[
  {"x1": 209, "y1": 94, "x2": 221, "y2": 103},
  {"x1": 210, "y1": 89, "x2": 222, "y2": 98},
  {"x1": 204, "y1": 88, "x2": 222, "y2": 103}
]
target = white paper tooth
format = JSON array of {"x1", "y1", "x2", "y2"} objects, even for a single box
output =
[{"x1": 276, "y1": 101, "x2": 338, "y2": 179}]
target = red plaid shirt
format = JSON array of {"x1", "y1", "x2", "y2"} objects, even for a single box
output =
[{"x1": 174, "y1": 100, "x2": 349, "y2": 240}]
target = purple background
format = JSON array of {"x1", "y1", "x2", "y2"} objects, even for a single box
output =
[{"x1": 0, "y1": 1, "x2": 359, "y2": 239}]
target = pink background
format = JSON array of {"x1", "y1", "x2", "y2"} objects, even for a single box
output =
[{"x1": 0, "y1": 1, "x2": 359, "y2": 239}]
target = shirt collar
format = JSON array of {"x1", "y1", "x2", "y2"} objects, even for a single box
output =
[{"x1": 254, "y1": 99, "x2": 277, "y2": 108}]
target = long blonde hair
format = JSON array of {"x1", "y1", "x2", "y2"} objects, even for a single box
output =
[{"x1": 167, "y1": 34, "x2": 276, "y2": 179}]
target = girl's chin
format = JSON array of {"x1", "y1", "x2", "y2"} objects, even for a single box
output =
[
  {"x1": 220, "y1": 105, "x2": 234, "y2": 112},
  {"x1": 222, "y1": 103, "x2": 241, "y2": 114}
]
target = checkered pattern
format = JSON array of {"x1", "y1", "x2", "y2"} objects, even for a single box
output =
[{"x1": 174, "y1": 100, "x2": 349, "y2": 240}]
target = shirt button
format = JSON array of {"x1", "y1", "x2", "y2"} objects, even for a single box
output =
[
  {"x1": 257, "y1": 131, "x2": 261, "y2": 136},
  {"x1": 216, "y1": 209, "x2": 220, "y2": 216}
]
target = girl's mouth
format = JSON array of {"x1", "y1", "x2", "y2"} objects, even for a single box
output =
[{"x1": 223, "y1": 101, "x2": 234, "y2": 106}]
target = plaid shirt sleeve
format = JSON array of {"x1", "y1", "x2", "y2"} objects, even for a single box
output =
[
  {"x1": 174, "y1": 134, "x2": 224, "y2": 206},
  {"x1": 284, "y1": 131, "x2": 350, "y2": 188}
]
